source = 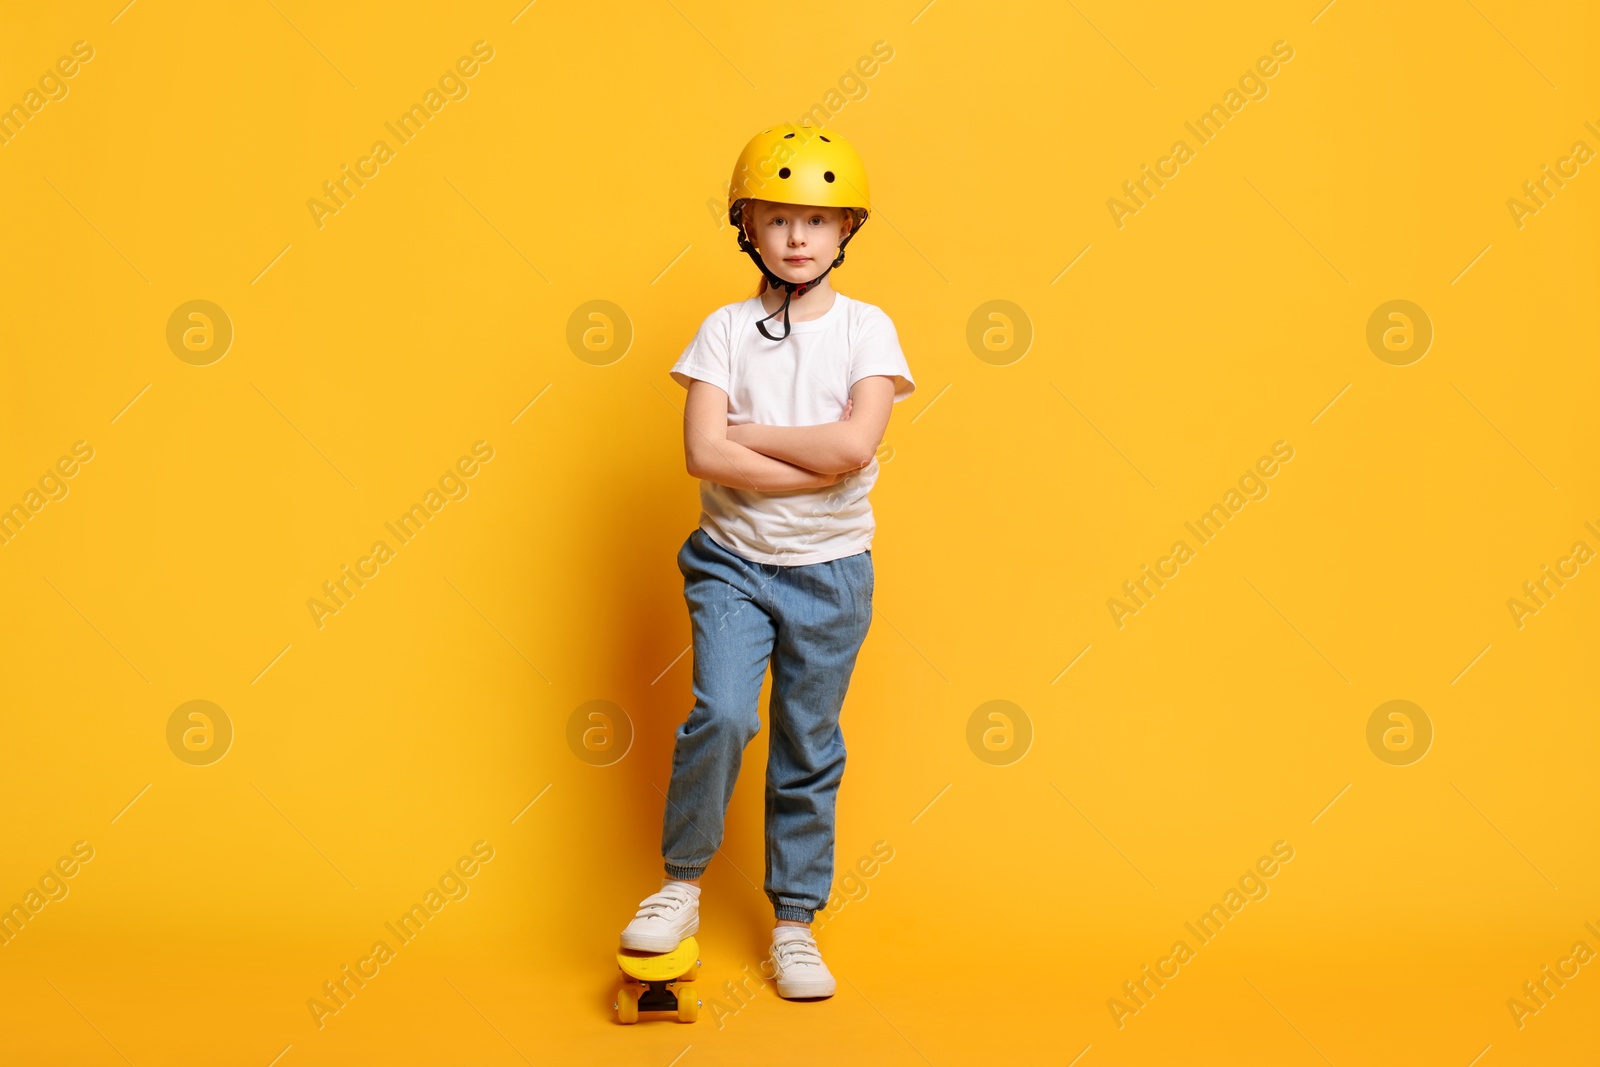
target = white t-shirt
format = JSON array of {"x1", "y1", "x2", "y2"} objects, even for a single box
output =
[{"x1": 669, "y1": 291, "x2": 916, "y2": 567}]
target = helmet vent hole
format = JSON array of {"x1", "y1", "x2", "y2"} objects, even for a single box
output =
[
  {"x1": 819, "y1": 135, "x2": 831, "y2": 142},
  {"x1": 783, "y1": 132, "x2": 795, "y2": 139},
  {"x1": 778, "y1": 167, "x2": 791, "y2": 179},
  {"x1": 823, "y1": 171, "x2": 835, "y2": 182}
]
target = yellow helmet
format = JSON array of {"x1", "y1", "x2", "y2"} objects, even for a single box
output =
[
  {"x1": 727, "y1": 124, "x2": 871, "y2": 340},
  {"x1": 728, "y1": 124, "x2": 871, "y2": 222}
]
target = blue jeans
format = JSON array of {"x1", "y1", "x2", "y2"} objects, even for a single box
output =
[{"x1": 661, "y1": 527, "x2": 874, "y2": 922}]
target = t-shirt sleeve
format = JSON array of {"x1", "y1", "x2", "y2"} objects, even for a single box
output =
[
  {"x1": 669, "y1": 308, "x2": 732, "y2": 393},
  {"x1": 848, "y1": 306, "x2": 916, "y2": 402}
]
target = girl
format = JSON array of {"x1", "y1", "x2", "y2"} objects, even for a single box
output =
[{"x1": 619, "y1": 125, "x2": 915, "y2": 1000}]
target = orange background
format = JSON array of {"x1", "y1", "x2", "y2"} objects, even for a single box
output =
[{"x1": 1, "y1": 1, "x2": 1597, "y2": 1064}]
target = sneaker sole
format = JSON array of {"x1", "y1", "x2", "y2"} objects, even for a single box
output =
[
  {"x1": 619, "y1": 916, "x2": 699, "y2": 953},
  {"x1": 775, "y1": 977, "x2": 836, "y2": 999}
]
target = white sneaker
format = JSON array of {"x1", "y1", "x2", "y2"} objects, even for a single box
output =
[
  {"x1": 769, "y1": 927, "x2": 836, "y2": 998},
  {"x1": 619, "y1": 881, "x2": 700, "y2": 953}
]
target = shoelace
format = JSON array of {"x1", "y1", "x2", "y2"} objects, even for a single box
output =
[
  {"x1": 634, "y1": 888, "x2": 689, "y2": 921},
  {"x1": 772, "y1": 937, "x2": 823, "y2": 971}
]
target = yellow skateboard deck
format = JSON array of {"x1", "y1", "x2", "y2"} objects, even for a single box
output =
[{"x1": 617, "y1": 936, "x2": 699, "y2": 982}]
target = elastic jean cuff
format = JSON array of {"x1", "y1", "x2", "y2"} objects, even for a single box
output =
[
  {"x1": 773, "y1": 904, "x2": 815, "y2": 923},
  {"x1": 664, "y1": 862, "x2": 707, "y2": 881}
]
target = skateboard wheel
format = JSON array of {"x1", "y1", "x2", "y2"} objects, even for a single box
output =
[
  {"x1": 676, "y1": 983, "x2": 699, "y2": 1023},
  {"x1": 616, "y1": 982, "x2": 640, "y2": 1024},
  {"x1": 678, "y1": 961, "x2": 700, "y2": 982}
]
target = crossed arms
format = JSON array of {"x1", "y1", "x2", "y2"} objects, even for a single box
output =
[{"x1": 682, "y1": 375, "x2": 897, "y2": 492}]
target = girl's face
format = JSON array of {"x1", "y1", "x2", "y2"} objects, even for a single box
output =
[{"x1": 744, "y1": 200, "x2": 853, "y2": 285}]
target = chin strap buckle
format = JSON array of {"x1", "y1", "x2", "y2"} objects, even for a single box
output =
[
  {"x1": 753, "y1": 268, "x2": 835, "y2": 341},
  {"x1": 754, "y1": 292, "x2": 794, "y2": 341}
]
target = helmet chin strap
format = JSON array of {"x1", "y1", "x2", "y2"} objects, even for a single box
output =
[
  {"x1": 735, "y1": 217, "x2": 861, "y2": 342},
  {"x1": 753, "y1": 263, "x2": 833, "y2": 341}
]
